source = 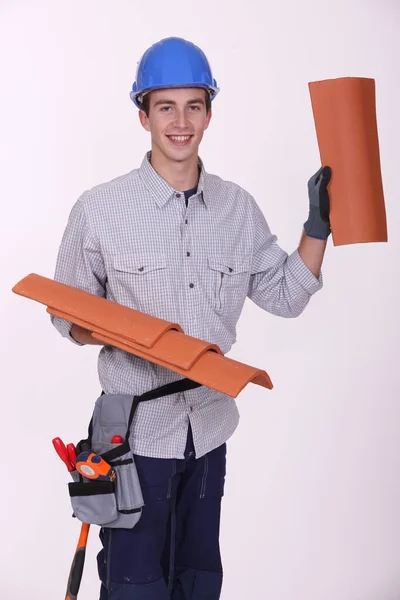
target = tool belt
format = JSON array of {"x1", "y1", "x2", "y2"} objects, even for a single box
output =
[{"x1": 68, "y1": 377, "x2": 201, "y2": 529}]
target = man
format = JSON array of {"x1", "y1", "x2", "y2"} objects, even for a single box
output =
[{"x1": 51, "y1": 37, "x2": 331, "y2": 600}]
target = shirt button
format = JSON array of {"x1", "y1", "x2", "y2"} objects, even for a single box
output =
[
  {"x1": 176, "y1": 193, "x2": 181, "y2": 198},
  {"x1": 185, "y1": 219, "x2": 188, "y2": 224},
  {"x1": 189, "y1": 283, "x2": 194, "y2": 288},
  {"x1": 138, "y1": 267, "x2": 144, "y2": 272},
  {"x1": 187, "y1": 252, "x2": 191, "y2": 257}
]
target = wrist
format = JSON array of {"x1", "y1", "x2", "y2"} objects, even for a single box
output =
[{"x1": 304, "y1": 206, "x2": 331, "y2": 240}]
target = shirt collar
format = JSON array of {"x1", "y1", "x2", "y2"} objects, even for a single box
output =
[{"x1": 139, "y1": 151, "x2": 210, "y2": 208}]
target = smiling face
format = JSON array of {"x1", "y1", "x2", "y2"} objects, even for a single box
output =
[{"x1": 138, "y1": 87, "x2": 212, "y2": 165}]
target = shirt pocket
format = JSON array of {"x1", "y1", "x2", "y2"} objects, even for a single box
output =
[
  {"x1": 207, "y1": 255, "x2": 251, "y2": 315},
  {"x1": 111, "y1": 253, "x2": 168, "y2": 316}
]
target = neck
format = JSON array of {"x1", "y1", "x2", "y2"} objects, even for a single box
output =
[{"x1": 149, "y1": 147, "x2": 199, "y2": 191}]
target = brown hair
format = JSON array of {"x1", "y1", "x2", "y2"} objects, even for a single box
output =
[{"x1": 140, "y1": 89, "x2": 212, "y2": 117}]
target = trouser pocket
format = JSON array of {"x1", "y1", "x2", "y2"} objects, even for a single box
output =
[{"x1": 68, "y1": 480, "x2": 118, "y2": 526}]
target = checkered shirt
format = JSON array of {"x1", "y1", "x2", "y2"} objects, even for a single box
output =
[{"x1": 51, "y1": 152, "x2": 322, "y2": 458}]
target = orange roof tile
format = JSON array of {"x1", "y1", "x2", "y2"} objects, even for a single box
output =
[
  {"x1": 12, "y1": 273, "x2": 273, "y2": 396},
  {"x1": 47, "y1": 307, "x2": 222, "y2": 371},
  {"x1": 309, "y1": 77, "x2": 387, "y2": 246},
  {"x1": 14, "y1": 273, "x2": 181, "y2": 347}
]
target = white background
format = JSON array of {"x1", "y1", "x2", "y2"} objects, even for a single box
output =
[{"x1": 1, "y1": 1, "x2": 399, "y2": 598}]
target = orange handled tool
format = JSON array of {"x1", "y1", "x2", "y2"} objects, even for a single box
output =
[
  {"x1": 64, "y1": 522, "x2": 90, "y2": 600},
  {"x1": 52, "y1": 437, "x2": 90, "y2": 600}
]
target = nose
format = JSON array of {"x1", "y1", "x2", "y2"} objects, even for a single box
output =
[{"x1": 174, "y1": 107, "x2": 190, "y2": 130}]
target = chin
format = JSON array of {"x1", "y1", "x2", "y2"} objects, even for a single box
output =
[{"x1": 166, "y1": 147, "x2": 197, "y2": 163}]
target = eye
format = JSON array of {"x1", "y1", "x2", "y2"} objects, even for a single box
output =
[
  {"x1": 189, "y1": 105, "x2": 200, "y2": 111},
  {"x1": 160, "y1": 106, "x2": 172, "y2": 112}
]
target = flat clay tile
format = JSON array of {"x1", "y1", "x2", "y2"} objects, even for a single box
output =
[
  {"x1": 309, "y1": 77, "x2": 387, "y2": 246},
  {"x1": 12, "y1": 273, "x2": 273, "y2": 397}
]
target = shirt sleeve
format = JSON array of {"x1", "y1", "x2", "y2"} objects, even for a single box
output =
[
  {"x1": 247, "y1": 196, "x2": 323, "y2": 318},
  {"x1": 50, "y1": 195, "x2": 107, "y2": 344}
]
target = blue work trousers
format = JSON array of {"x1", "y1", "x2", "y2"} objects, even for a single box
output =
[{"x1": 97, "y1": 426, "x2": 226, "y2": 599}]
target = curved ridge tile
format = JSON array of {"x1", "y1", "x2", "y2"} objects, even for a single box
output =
[
  {"x1": 91, "y1": 333, "x2": 272, "y2": 397},
  {"x1": 13, "y1": 274, "x2": 274, "y2": 396},
  {"x1": 186, "y1": 351, "x2": 273, "y2": 396},
  {"x1": 137, "y1": 330, "x2": 222, "y2": 370},
  {"x1": 46, "y1": 308, "x2": 114, "y2": 340},
  {"x1": 47, "y1": 307, "x2": 222, "y2": 371},
  {"x1": 13, "y1": 274, "x2": 182, "y2": 347}
]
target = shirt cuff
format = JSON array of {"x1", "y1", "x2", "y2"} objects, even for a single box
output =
[
  {"x1": 287, "y1": 249, "x2": 323, "y2": 295},
  {"x1": 50, "y1": 315, "x2": 84, "y2": 346}
]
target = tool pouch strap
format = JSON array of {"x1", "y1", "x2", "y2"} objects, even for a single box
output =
[
  {"x1": 69, "y1": 377, "x2": 202, "y2": 528},
  {"x1": 76, "y1": 377, "x2": 202, "y2": 461}
]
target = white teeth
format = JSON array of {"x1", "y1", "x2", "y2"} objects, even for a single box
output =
[{"x1": 169, "y1": 135, "x2": 191, "y2": 142}]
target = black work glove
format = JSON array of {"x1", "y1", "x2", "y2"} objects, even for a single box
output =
[{"x1": 304, "y1": 166, "x2": 332, "y2": 240}]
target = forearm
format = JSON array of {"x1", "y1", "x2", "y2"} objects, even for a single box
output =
[
  {"x1": 298, "y1": 230, "x2": 327, "y2": 278},
  {"x1": 50, "y1": 198, "x2": 107, "y2": 345},
  {"x1": 248, "y1": 247, "x2": 322, "y2": 318},
  {"x1": 70, "y1": 324, "x2": 104, "y2": 345}
]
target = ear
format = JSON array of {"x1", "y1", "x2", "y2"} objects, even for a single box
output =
[{"x1": 138, "y1": 110, "x2": 151, "y2": 132}]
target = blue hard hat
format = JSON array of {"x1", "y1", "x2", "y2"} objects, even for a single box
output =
[{"x1": 130, "y1": 37, "x2": 219, "y2": 108}]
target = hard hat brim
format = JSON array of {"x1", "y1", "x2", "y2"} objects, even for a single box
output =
[{"x1": 130, "y1": 83, "x2": 220, "y2": 109}]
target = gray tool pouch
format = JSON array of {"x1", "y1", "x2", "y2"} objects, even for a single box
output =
[
  {"x1": 67, "y1": 378, "x2": 202, "y2": 529},
  {"x1": 68, "y1": 475, "x2": 118, "y2": 526},
  {"x1": 68, "y1": 394, "x2": 144, "y2": 528}
]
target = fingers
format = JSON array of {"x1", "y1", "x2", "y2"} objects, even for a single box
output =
[{"x1": 316, "y1": 165, "x2": 332, "y2": 186}]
